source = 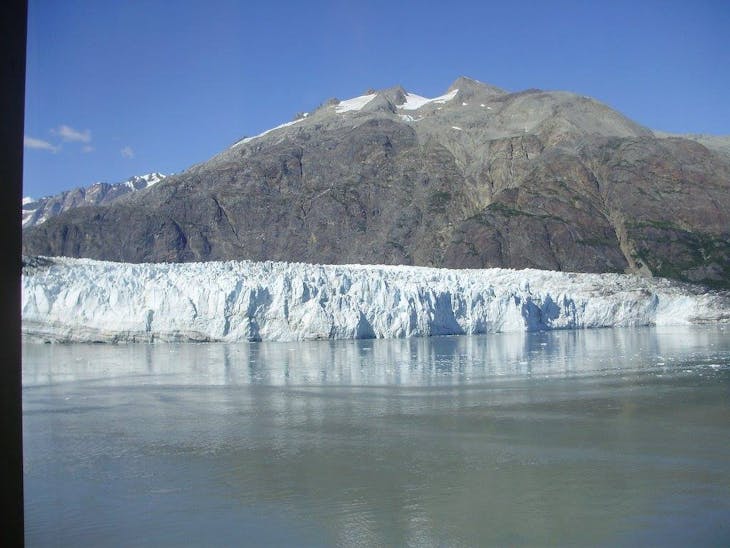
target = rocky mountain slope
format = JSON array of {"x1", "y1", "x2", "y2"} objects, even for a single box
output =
[
  {"x1": 22, "y1": 172, "x2": 165, "y2": 228},
  {"x1": 652, "y1": 131, "x2": 730, "y2": 161},
  {"x1": 22, "y1": 77, "x2": 730, "y2": 288}
]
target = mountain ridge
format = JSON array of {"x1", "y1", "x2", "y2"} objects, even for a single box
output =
[
  {"x1": 22, "y1": 172, "x2": 165, "y2": 228},
  {"x1": 22, "y1": 77, "x2": 730, "y2": 288}
]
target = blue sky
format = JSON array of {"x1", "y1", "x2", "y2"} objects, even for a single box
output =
[{"x1": 23, "y1": 0, "x2": 730, "y2": 198}]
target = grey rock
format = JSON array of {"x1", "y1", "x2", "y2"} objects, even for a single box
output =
[
  {"x1": 22, "y1": 78, "x2": 730, "y2": 288},
  {"x1": 23, "y1": 173, "x2": 165, "y2": 228},
  {"x1": 653, "y1": 131, "x2": 730, "y2": 162}
]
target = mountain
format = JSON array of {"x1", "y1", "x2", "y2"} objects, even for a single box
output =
[
  {"x1": 652, "y1": 131, "x2": 730, "y2": 161},
  {"x1": 22, "y1": 77, "x2": 730, "y2": 288},
  {"x1": 22, "y1": 172, "x2": 165, "y2": 228}
]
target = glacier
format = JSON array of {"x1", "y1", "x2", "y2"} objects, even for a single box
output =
[{"x1": 21, "y1": 256, "x2": 730, "y2": 343}]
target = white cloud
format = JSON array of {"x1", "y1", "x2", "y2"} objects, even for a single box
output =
[
  {"x1": 120, "y1": 146, "x2": 135, "y2": 159},
  {"x1": 52, "y1": 124, "x2": 91, "y2": 143},
  {"x1": 82, "y1": 145, "x2": 94, "y2": 153},
  {"x1": 24, "y1": 136, "x2": 60, "y2": 153}
]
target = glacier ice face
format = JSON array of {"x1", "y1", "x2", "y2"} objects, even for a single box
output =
[{"x1": 21, "y1": 257, "x2": 730, "y2": 343}]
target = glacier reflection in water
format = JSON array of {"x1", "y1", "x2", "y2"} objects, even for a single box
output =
[
  {"x1": 23, "y1": 326, "x2": 730, "y2": 546},
  {"x1": 22, "y1": 325, "x2": 730, "y2": 387}
]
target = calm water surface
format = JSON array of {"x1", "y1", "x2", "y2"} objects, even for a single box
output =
[{"x1": 23, "y1": 327, "x2": 730, "y2": 546}]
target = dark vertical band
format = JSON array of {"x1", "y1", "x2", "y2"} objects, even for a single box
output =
[{"x1": 0, "y1": 0, "x2": 27, "y2": 545}]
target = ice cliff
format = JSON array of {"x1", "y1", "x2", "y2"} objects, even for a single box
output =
[{"x1": 22, "y1": 257, "x2": 730, "y2": 343}]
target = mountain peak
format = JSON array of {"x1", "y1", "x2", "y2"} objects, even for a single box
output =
[
  {"x1": 22, "y1": 77, "x2": 730, "y2": 289},
  {"x1": 447, "y1": 76, "x2": 506, "y2": 97},
  {"x1": 378, "y1": 85, "x2": 408, "y2": 105}
]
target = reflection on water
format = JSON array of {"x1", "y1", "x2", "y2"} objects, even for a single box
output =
[
  {"x1": 23, "y1": 326, "x2": 730, "y2": 387},
  {"x1": 23, "y1": 327, "x2": 730, "y2": 546}
]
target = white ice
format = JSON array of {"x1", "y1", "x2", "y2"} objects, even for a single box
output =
[
  {"x1": 399, "y1": 89, "x2": 459, "y2": 110},
  {"x1": 232, "y1": 119, "x2": 303, "y2": 147},
  {"x1": 140, "y1": 173, "x2": 165, "y2": 187},
  {"x1": 21, "y1": 257, "x2": 729, "y2": 343},
  {"x1": 335, "y1": 93, "x2": 378, "y2": 113}
]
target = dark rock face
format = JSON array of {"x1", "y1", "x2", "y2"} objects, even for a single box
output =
[{"x1": 22, "y1": 78, "x2": 730, "y2": 288}]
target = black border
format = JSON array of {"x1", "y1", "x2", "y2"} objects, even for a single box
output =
[{"x1": 1, "y1": 0, "x2": 26, "y2": 545}]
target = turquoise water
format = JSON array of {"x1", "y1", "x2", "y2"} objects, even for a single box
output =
[{"x1": 23, "y1": 326, "x2": 730, "y2": 546}]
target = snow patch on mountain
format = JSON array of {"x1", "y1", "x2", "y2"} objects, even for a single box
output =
[
  {"x1": 335, "y1": 93, "x2": 378, "y2": 113},
  {"x1": 123, "y1": 172, "x2": 165, "y2": 190},
  {"x1": 233, "y1": 119, "x2": 304, "y2": 147},
  {"x1": 136, "y1": 173, "x2": 165, "y2": 186},
  {"x1": 22, "y1": 257, "x2": 729, "y2": 343},
  {"x1": 399, "y1": 89, "x2": 459, "y2": 110},
  {"x1": 22, "y1": 212, "x2": 44, "y2": 228},
  {"x1": 22, "y1": 173, "x2": 166, "y2": 228}
]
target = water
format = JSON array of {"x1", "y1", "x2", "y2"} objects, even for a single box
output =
[{"x1": 23, "y1": 326, "x2": 730, "y2": 546}]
